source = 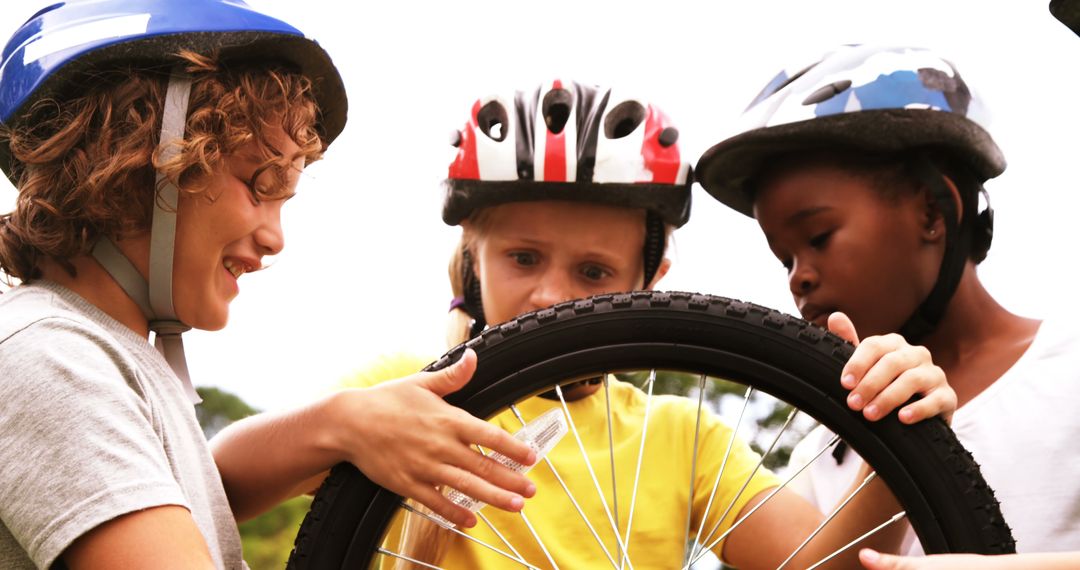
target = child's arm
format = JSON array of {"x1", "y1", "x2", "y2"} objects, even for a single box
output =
[
  {"x1": 860, "y1": 549, "x2": 1080, "y2": 569},
  {"x1": 62, "y1": 506, "x2": 215, "y2": 569},
  {"x1": 721, "y1": 468, "x2": 907, "y2": 569},
  {"x1": 210, "y1": 349, "x2": 536, "y2": 527}
]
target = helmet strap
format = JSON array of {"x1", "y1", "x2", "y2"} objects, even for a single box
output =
[
  {"x1": 898, "y1": 154, "x2": 969, "y2": 344},
  {"x1": 461, "y1": 247, "x2": 487, "y2": 339},
  {"x1": 971, "y1": 187, "x2": 995, "y2": 261},
  {"x1": 642, "y1": 210, "x2": 666, "y2": 289},
  {"x1": 91, "y1": 238, "x2": 153, "y2": 316},
  {"x1": 90, "y1": 69, "x2": 200, "y2": 404}
]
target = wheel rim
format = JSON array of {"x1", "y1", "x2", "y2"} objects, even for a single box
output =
[{"x1": 288, "y1": 292, "x2": 1015, "y2": 569}]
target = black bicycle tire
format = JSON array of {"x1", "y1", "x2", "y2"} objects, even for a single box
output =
[{"x1": 287, "y1": 291, "x2": 1015, "y2": 569}]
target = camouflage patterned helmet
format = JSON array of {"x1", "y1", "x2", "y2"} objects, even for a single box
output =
[{"x1": 696, "y1": 44, "x2": 1006, "y2": 217}]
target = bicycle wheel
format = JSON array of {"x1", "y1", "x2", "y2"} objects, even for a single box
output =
[{"x1": 288, "y1": 291, "x2": 1015, "y2": 569}]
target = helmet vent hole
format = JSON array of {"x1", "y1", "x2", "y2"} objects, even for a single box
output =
[
  {"x1": 801, "y1": 80, "x2": 852, "y2": 106},
  {"x1": 477, "y1": 101, "x2": 510, "y2": 142},
  {"x1": 604, "y1": 101, "x2": 646, "y2": 139},
  {"x1": 542, "y1": 88, "x2": 574, "y2": 134}
]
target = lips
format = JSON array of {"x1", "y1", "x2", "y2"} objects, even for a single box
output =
[
  {"x1": 222, "y1": 257, "x2": 261, "y2": 281},
  {"x1": 223, "y1": 259, "x2": 245, "y2": 279},
  {"x1": 799, "y1": 303, "x2": 834, "y2": 327}
]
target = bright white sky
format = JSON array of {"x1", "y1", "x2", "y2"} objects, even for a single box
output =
[{"x1": 3, "y1": 0, "x2": 1080, "y2": 411}]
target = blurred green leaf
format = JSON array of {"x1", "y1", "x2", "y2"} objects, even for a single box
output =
[
  {"x1": 239, "y1": 495, "x2": 312, "y2": 570},
  {"x1": 195, "y1": 386, "x2": 308, "y2": 569},
  {"x1": 195, "y1": 386, "x2": 258, "y2": 440}
]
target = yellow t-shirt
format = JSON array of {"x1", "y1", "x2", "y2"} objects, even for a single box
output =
[{"x1": 422, "y1": 378, "x2": 781, "y2": 568}]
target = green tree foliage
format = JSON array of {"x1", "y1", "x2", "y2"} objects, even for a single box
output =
[
  {"x1": 195, "y1": 386, "x2": 258, "y2": 439},
  {"x1": 195, "y1": 386, "x2": 309, "y2": 569},
  {"x1": 238, "y1": 495, "x2": 313, "y2": 570}
]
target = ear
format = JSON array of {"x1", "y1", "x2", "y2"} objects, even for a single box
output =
[
  {"x1": 644, "y1": 257, "x2": 672, "y2": 290},
  {"x1": 941, "y1": 174, "x2": 964, "y2": 223},
  {"x1": 921, "y1": 174, "x2": 964, "y2": 244}
]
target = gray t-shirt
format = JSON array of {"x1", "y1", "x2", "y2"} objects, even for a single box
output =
[{"x1": 0, "y1": 281, "x2": 244, "y2": 568}]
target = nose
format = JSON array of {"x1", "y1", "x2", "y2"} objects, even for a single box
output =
[
  {"x1": 529, "y1": 267, "x2": 577, "y2": 310},
  {"x1": 254, "y1": 203, "x2": 285, "y2": 256},
  {"x1": 788, "y1": 258, "x2": 818, "y2": 298}
]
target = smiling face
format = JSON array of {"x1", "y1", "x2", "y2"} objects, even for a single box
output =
[
  {"x1": 170, "y1": 128, "x2": 303, "y2": 331},
  {"x1": 752, "y1": 160, "x2": 944, "y2": 337}
]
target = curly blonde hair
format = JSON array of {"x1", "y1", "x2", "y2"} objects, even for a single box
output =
[{"x1": 0, "y1": 50, "x2": 324, "y2": 282}]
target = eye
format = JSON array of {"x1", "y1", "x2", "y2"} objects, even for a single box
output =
[
  {"x1": 242, "y1": 169, "x2": 278, "y2": 205},
  {"x1": 246, "y1": 181, "x2": 289, "y2": 205},
  {"x1": 580, "y1": 264, "x2": 610, "y2": 281},
  {"x1": 510, "y1": 251, "x2": 538, "y2": 267},
  {"x1": 243, "y1": 159, "x2": 298, "y2": 204},
  {"x1": 809, "y1": 231, "x2": 832, "y2": 249},
  {"x1": 240, "y1": 177, "x2": 263, "y2": 205}
]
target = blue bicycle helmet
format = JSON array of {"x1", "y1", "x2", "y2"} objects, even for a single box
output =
[
  {"x1": 0, "y1": 0, "x2": 347, "y2": 176},
  {"x1": 0, "y1": 0, "x2": 348, "y2": 403},
  {"x1": 696, "y1": 45, "x2": 1002, "y2": 343},
  {"x1": 696, "y1": 44, "x2": 1003, "y2": 217}
]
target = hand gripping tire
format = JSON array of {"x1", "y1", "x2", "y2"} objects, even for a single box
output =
[{"x1": 287, "y1": 291, "x2": 1015, "y2": 568}]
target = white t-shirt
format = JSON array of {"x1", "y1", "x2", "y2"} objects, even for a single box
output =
[{"x1": 786, "y1": 317, "x2": 1080, "y2": 554}]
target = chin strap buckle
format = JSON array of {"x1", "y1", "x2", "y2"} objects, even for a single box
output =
[{"x1": 151, "y1": 319, "x2": 201, "y2": 404}]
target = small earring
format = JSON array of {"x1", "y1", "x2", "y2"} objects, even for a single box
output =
[{"x1": 929, "y1": 228, "x2": 937, "y2": 236}]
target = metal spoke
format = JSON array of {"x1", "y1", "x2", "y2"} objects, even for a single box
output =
[
  {"x1": 603, "y1": 374, "x2": 621, "y2": 564},
  {"x1": 510, "y1": 405, "x2": 620, "y2": 569},
  {"x1": 776, "y1": 472, "x2": 878, "y2": 570},
  {"x1": 377, "y1": 547, "x2": 446, "y2": 569},
  {"x1": 383, "y1": 361, "x2": 931, "y2": 570},
  {"x1": 478, "y1": 510, "x2": 526, "y2": 563},
  {"x1": 697, "y1": 407, "x2": 799, "y2": 551},
  {"x1": 399, "y1": 502, "x2": 538, "y2": 568},
  {"x1": 474, "y1": 446, "x2": 555, "y2": 569},
  {"x1": 680, "y1": 373, "x2": 708, "y2": 569},
  {"x1": 687, "y1": 386, "x2": 755, "y2": 563},
  {"x1": 619, "y1": 370, "x2": 656, "y2": 569},
  {"x1": 518, "y1": 509, "x2": 561, "y2": 570},
  {"x1": 803, "y1": 511, "x2": 907, "y2": 570},
  {"x1": 556, "y1": 384, "x2": 635, "y2": 570},
  {"x1": 687, "y1": 434, "x2": 842, "y2": 568}
]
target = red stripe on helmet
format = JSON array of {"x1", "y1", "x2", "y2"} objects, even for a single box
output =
[
  {"x1": 543, "y1": 80, "x2": 567, "y2": 182},
  {"x1": 448, "y1": 99, "x2": 482, "y2": 180},
  {"x1": 642, "y1": 104, "x2": 681, "y2": 184}
]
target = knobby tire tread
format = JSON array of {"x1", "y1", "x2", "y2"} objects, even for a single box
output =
[{"x1": 287, "y1": 291, "x2": 1015, "y2": 569}]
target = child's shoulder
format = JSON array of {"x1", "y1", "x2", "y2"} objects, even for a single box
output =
[
  {"x1": 971, "y1": 316, "x2": 1080, "y2": 405},
  {"x1": 1009, "y1": 317, "x2": 1080, "y2": 374},
  {"x1": 0, "y1": 282, "x2": 137, "y2": 376},
  {"x1": 1, "y1": 282, "x2": 84, "y2": 336}
]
